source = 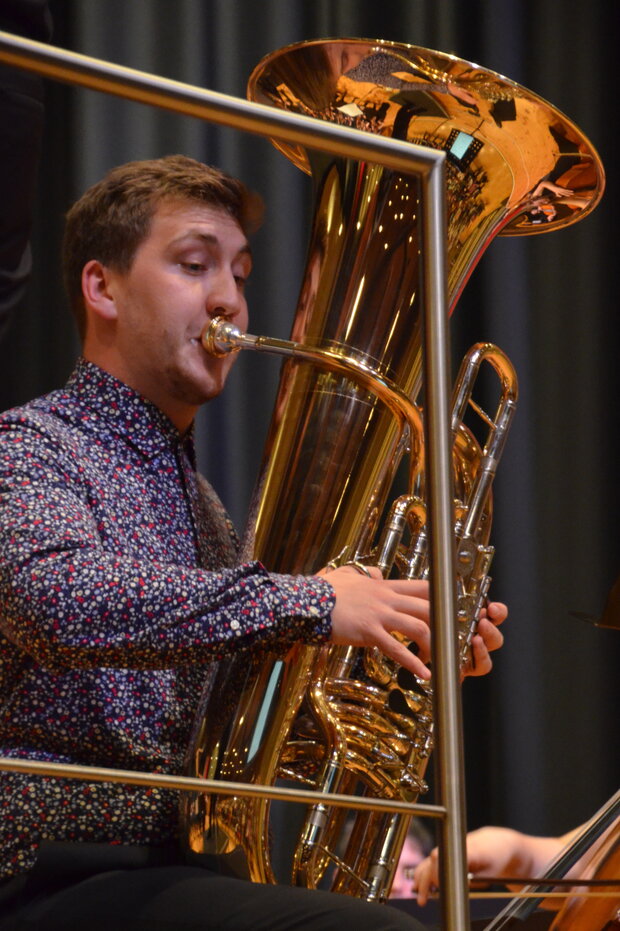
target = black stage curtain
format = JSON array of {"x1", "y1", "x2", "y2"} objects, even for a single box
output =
[{"x1": 1, "y1": 0, "x2": 618, "y2": 842}]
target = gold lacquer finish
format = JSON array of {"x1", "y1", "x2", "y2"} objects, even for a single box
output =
[{"x1": 181, "y1": 39, "x2": 604, "y2": 901}]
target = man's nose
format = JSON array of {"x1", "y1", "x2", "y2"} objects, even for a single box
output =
[{"x1": 207, "y1": 269, "x2": 243, "y2": 320}]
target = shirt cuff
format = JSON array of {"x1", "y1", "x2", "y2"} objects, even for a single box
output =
[{"x1": 262, "y1": 571, "x2": 335, "y2": 645}]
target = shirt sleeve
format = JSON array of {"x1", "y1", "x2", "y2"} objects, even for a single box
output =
[{"x1": 0, "y1": 421, "x2": 335, "y2": 672}]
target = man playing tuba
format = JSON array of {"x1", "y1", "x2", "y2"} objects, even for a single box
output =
[{"x1": 0, "y1": 154, "x2": 506, "y2": 930}]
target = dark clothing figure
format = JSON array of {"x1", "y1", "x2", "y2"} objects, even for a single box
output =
[{"x1": 0, "y1": 0, "x2": 52, "y2": 339}]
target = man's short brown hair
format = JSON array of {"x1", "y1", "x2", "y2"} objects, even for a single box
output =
[{"x1": 62, "y1": 155, "x2": 263, "y2": 339}]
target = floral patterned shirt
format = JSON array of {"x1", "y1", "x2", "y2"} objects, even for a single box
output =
[{"x1": 0, "y1": 359, "x2": 334, "y2": 881}]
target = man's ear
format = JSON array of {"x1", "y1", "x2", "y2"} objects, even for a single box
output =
[{"x1": 81, "y1": 260, "x2": 119, "y2": 322}]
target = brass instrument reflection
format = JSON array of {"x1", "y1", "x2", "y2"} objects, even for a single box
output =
[{"x1": 182, "y1": 39, "x2": 604, "y2": 903}]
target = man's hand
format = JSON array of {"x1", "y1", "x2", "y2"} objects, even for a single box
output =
[
  {"x1": 463, "y1": 601, "x2": 507, "y2": 678},
  {"x1": 318, "y1": 566, "x2": 432, "y2": 680},
  {"x1": 318, "y1": 566, "x2": 507, "y2": 682}
]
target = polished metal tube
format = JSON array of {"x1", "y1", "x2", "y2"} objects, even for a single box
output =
[
  {"x1": 0, "y1": 755, "x2": 447, "y2": 818},
  {"x1": 421, "y1": 166, "x2": 470, "y2": 930},
  {"x1": 202, "y1": 317, "x2": 426, "y2": 442},
  {"x1": 0, "y1": 31, "x2": 444, "y2": 179}
]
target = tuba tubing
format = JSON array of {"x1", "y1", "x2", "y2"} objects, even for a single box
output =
[{"x1": 181, "y1": 38, "x2": 604, "y2": 902}]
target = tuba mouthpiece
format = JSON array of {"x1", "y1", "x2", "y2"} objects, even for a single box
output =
[{"x1": 201, "y1": 316, "x2": 244, "y2": 357}]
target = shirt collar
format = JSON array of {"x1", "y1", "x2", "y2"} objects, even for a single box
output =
[{"x1": 65, "y1": 358, "x2": 195, "y2": 461}]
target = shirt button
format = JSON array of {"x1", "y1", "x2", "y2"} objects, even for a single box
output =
[{"x1": 230, "y1": 619, "x2": 240, "y2": 631}]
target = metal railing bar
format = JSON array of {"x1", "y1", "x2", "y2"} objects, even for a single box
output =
[
  {"x1": 0, "y1": 756, "x2": 447, "y2": 818},
  {"x1": 0, "y1": 32, "x2": 443, "y2": 178}
]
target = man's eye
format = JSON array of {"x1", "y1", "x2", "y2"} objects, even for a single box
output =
[
  {"x1": 235, "y1": 276, "x2": 247, "y2": 289},
  {"x1": 182, "y1": 262, "x2": 205, "y2": 274}
]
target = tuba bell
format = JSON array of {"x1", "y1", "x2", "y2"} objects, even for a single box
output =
[{"x1": 181, "y1": 39, "x2": 604, "y2": 901}]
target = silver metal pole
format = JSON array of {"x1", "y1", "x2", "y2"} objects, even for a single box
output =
[
  {"x1": 0, "y1": 31, "x2": 438, "y2": 179},
  {"x1": 0, "y1": 757, "x2": 447, "y2": 818},
  {"x1": 422, "y1": 168, "x2": 471, "y2": 931}
]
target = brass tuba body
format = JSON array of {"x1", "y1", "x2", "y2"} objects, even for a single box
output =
[{"x1": 181, "y1": 39, "x2": 604, "y2": 901}]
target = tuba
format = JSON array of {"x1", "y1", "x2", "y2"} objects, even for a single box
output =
[{"x1": 181, "y1": 39, "x2": 604, "y2": 901}]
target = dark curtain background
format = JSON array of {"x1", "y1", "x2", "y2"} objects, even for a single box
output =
[{"x1": 1, "y1": 0, "x2": 618, "y2": 843}]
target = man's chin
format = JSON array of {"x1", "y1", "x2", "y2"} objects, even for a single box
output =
[
  {"x1": 170, "y1": 356, "x2": 229, "y2": 402},
  {"x1": 178, "y1": 385, "x2": 223, "y2": 408},
  {"x1": 176, "y1": 371, "x2": 227, "y2": 407}
]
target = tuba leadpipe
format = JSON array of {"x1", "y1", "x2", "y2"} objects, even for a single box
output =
[{"x1": 181, "y1": 38, "x2": 604, "y2": 902}]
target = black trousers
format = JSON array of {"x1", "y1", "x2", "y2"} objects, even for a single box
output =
[{"x1": 0, "y1": 843, "x2": 429, "y2": 931}]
